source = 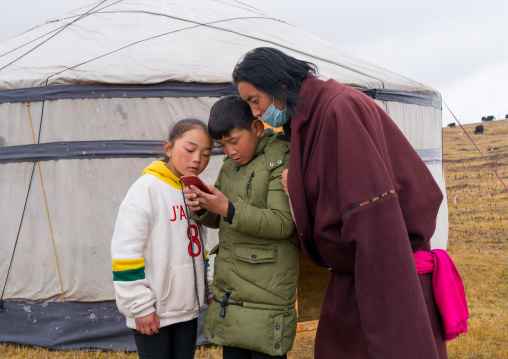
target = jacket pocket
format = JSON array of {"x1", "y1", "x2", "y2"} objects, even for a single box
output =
[
  {"x1": 232, "y1": 244, "x2": 276, "y2": 264},
  {"x1": 229, "y1": 244, "x2": 285, "y2": 304},
  {"x1": 159, "y1": 263, "x2": 201, "y2": 313}
]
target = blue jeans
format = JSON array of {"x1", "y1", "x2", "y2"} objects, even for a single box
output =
[{"x1": 132, "y1": 318, "x2": 197, "y2": 359}]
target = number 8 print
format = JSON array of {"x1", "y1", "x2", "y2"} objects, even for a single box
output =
[{"x1": 187, "y1": 224, "x2": 201, "y2": 257}]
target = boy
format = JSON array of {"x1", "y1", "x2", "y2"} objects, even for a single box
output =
[{"x1": 184, "y1": 95, "x2": 298, "y2": 359}]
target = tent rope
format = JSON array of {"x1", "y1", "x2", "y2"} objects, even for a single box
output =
[
  {"x1": 26, "y1": 102, "x2": 66, "y2": 302},
  {"x1": 0, "y1": 0, "x2": 395, "y2": 89},
  {"x1": 0, "y1": 164, "x2": 37, "y2": 313},
  {"x1": 0, "y1": 0, "x2": 122, "y2": 61},
  {"x1": 39, "y1": 10, "x2": 390, "y2": 89},
  {"x1": 444, "y1": 100, "x2": 508, "y2": 192},
  {"x1": 0, "y1": 0, "x2": 112, "y2": 71}
]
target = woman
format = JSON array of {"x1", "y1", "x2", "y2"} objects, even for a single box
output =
[{"x1": 232, "y1": 47, "x2": 456, "y2": 358}]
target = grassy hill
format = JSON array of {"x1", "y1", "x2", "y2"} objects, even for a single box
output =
[
  {"x1": 1, "y1": 121, "x2": 507, "y2": 358},
  {"x1": 442, "y1": 119, "x2": 507, "y2": 358}
]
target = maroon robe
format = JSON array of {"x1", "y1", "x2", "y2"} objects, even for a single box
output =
[{"x1": 286, "y1": 76, "x2": 447, "y2": 358}]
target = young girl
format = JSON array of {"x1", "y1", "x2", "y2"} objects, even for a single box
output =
[{"x1": 111, "y1": 118, "x2": 214, "y2": 359}]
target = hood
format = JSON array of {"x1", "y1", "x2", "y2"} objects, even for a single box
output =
[{"x1": 142, "y1": 161, "x2": 182, "y2": 190}]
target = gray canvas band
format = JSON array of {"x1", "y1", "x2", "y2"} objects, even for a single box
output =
[
  {"x1": 0, "y1": 82, "x2": 441, "y2": 108},
  {"x1": 0, "y1": 82, "x2": 239, "y2": 104},
  {"x1": 0, "y1": 140, "x2": 224, "y2": 163},
  {"x1": 416, "y1": 149, "x2": 442, "y2": 165},
  {"x1": 0, "y1": 300, "x2": 209, "y2": 350},
  {"x1": 361, "y1": 88, "x2": 441, "y2": 109},
  {"x1": 0, "y1": 140, "x2": 440, "y2": 164}
]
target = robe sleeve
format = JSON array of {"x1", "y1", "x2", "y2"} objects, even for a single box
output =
[{"x1": 322, "y1": 91, "x2": 441, "y2": 357}]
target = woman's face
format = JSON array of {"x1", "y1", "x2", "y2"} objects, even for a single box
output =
[{"x1": 237, "y1": 81, "x2": 285, "y2": 119}]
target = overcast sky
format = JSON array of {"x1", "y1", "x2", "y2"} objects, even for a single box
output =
[{"x1": 1, "y1": 0, "x2": 507, "y2": 126}]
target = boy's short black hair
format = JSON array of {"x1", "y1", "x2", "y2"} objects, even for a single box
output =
[{"x1": 208, "y1": 95, "x2": 256, "y2": 140}]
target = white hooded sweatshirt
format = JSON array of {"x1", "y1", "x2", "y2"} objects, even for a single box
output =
[{"x1": 111, "y1": 161, "x2": 212, "y2": 329}]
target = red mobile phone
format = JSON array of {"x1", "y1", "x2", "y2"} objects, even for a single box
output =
[{"x1": 180, "y1": 175, "x2": 211, "y2": 194}]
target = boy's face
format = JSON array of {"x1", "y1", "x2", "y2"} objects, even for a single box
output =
[{"x1": 216, "y1": 120, "x2": 264, "y2": 166}]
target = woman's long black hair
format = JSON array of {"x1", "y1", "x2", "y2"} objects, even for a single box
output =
[{"x1": 232, "y1": 47, "x2": 318, "y2": 113}]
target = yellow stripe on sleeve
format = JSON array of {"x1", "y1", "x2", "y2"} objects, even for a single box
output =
[{"x1": 111, "y1": 258, "x2": 145, "y2": 272}]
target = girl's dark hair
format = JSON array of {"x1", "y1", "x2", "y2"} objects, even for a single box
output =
[
  {"x1": 208, "y1": 95, "x2": 255, "y2": 140},
  {"x1": 162, "y1": 118, "x2": 208, "y2": 162},
  {"x1": 232, "y1": 47, "x2": 318, "y2": 113}
]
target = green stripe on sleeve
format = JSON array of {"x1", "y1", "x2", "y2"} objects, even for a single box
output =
[{"x1": 113, "y1": 267, "x2": 145, "y2": 282}]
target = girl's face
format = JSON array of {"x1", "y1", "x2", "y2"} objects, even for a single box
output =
[
  {"x1": 237, "y1": 81, "x2": 285, "y2": 119},
  {"x1": 164, "y1": 127, "x2": 213, "y2": 178}
]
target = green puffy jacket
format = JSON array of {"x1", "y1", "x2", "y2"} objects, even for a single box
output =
[{"x1": 194, "y1": 129, "x2": 299, "y2": 356}]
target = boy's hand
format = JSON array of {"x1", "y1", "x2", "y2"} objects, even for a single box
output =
[
  {"x1": 185, "y1": 185, "x2": 229, "y2": 217},
  {"x1": 281, "y1": 169, "x2": 289, "y2": 196},
  {"x1": 135, "y1": 312, "x2": 160, "y2": 335}
]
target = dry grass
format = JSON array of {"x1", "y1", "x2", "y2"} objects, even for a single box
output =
[
  {"x1": 1, "y1": 121, "x2": 507, "y2": 358},
  {"x1": 443, "y1": 120, "x2": 507, "y2": 358}
]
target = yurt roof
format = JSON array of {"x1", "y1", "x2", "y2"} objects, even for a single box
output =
[{"x1": 0, "y1": 0, "x2": 439, "y2": 96}]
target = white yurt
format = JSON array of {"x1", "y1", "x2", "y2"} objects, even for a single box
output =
[{"x1": 0, "y1": 0, "x2": 448, "y2": 350}]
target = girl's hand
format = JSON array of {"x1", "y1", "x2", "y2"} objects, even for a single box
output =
[
  {"x1": 183, "y1": 187, "x2": 202, "y2": 211},
  {"x1": 186, "y1": 185, "x2": 229, "y2": 217},
  {"x1": 281, "y1": 169, "x2": 289, "y2": 196},
  {"x1": 135, "y1": 312, "x2": 160, "y2": 335}
]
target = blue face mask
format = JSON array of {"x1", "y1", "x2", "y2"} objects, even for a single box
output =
[{"x1": 260, "y1": 102, "x2": 289, "y2": 128}]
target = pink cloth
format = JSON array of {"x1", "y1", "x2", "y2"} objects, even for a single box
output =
[{"x1": 414, "y1": 249, "x2": 469, "y2": 341}]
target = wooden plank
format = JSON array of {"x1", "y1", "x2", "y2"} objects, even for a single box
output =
[{"x1": 295, "y1": 320, "x2": 319, "y2": 338}]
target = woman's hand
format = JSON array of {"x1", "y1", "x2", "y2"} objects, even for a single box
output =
[
  {"x1": 281, "y1": 169, "x2": 289, "y2": 196},
  {"x1": 185, "y1": 185, "x2": 229, "y2": 217},
  {"x1": 135, "y1": 312, "x2": 160, "y2": 335}
]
